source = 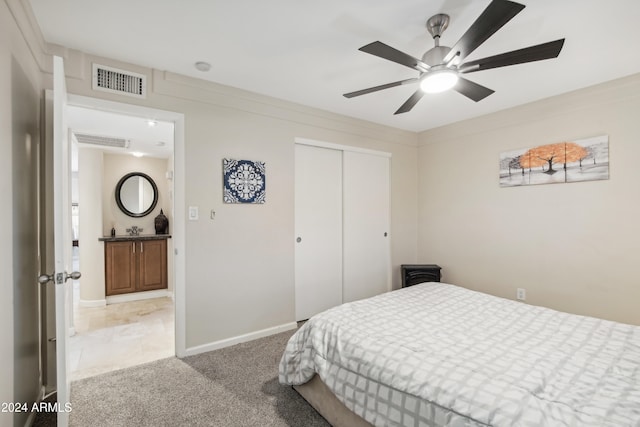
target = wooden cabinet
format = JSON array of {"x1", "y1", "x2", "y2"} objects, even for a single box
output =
[
  {"x1": 401, "y1": 264, "x2": 441, "y2": 288},
  {"x1": 136, "y1": 239, "x2": 167, "y2": 292},
  {"x1": 104, "y1": 237, "x2": 168, "y2": 296},
  {"x1": 105, "y1": 240, "x2": 137, "y2": 295}
]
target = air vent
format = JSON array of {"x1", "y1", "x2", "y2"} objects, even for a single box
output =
[
  {"x1": 74, "y1": 133, "x2": 129, "y2": 149},
  {"x1": 92, "y1": 63, "x2": 146, "y2": 98}
]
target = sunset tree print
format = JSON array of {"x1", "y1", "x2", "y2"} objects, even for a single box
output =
[{"x1": 499, "y1": 135, "x2": 609, "y2": 187}]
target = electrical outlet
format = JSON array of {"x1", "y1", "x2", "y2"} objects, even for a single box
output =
[{"x1": 516, "y1": 288, "x2": 526, "y2": 301}]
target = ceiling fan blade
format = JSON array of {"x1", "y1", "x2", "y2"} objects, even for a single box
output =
[
  {"x1": 394, "y1": 89, "x2": 426, "y2": 114},
  {"x1": 359, "y1": 41, "x2": 430, "y2": 72},
  {"x1": 343, "y1": 78, "x2": 419, "y2": 98},
  {"x1": 443, "y1": 0, "x2": 525, "y2": 64},
  {"x1": 458, "y1": 39, "x2": 565, "y2": 73},
  {"x1": 454, "y1": 77, "x2": 495, "y2": 102}
]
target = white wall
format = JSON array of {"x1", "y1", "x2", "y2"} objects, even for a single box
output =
[
  {"x1": 78, "y1": 147, "x2": 105, "y2": 302},
  {"x1": 102, "y1": 153, "x2": 173, "y2": 237},
  {"x1": 53, "y1": 50, "x2": 419, "y2": 350},
  {"x1": 418, "y1": 73, "x2": 640, "y2": 326}
]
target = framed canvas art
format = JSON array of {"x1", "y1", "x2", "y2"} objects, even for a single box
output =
[
  {"x1": 223, "y1": 158, "x2": 266, "y2": 203},
  {"x1": 499, "y1": 135, "x2": 609, "y2": 187}
]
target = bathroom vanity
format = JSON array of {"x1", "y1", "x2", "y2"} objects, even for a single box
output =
[{"x1": 99, "y1": 235, "x2": 170, "y2": 296}]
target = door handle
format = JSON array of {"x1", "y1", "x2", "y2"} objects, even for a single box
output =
[
  {"x1": 38, "y1": 271, "x2": 81, "y2": 284},
  {"x1": 38, "y1": 274, "x2": 54, "y2": 284},
  {"x1": 66, "y1": 271, "x2": 81, "y2": 281}
]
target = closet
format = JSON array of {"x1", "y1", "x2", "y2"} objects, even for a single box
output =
[{"x1": 294, "y1": 140, "x2": 391, "y2": 321}]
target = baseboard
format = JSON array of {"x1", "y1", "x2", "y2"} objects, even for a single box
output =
[
  {"x1": 106, "y1": 290, "x2": 173, "y2": 305},
  {"x1": 183, "y1": 322, "x2": 298, "y2": 357},
  {"x1": 78, "y1": 298, "x2": 107, "y2": 308}
]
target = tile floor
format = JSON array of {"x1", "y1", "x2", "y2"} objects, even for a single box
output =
[{"x1": 69, "y1": 293, "x2": 174, "y2": 381}]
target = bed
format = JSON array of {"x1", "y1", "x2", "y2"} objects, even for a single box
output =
[{"x1": 279, "y1": 282, "x2": 640, "y2": 426}]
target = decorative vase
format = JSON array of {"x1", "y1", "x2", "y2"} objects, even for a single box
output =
[{"x1": 154, "y1": 209, "x2": 169, "y2": 235}]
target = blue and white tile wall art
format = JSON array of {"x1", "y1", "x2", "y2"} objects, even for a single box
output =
[{"x1": 223, "y1": 158, "x2": 266, "y2": 204}]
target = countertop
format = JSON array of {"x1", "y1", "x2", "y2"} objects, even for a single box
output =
[{"x1": 98, "y1": 234, "x2": 172, "y2": 242}]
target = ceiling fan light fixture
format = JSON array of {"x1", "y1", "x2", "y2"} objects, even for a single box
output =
[
  {"x1": 420, "y1": 70, "x2": 459, "y2": 93},
  {"x1": 344, "y1": 1, "x2": 565, "y2": 114}
]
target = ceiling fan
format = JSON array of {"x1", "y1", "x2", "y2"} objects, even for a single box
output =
[{"x1": 343, "y1": 0, "x2": 565, "y2": 115}]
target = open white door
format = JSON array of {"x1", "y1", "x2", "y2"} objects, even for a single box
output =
[{"x1": 39, "y1": 55, "x2": 77, "y2": 427}]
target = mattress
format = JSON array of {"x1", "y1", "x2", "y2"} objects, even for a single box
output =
[{"x1": 279, "y1": 282, "x2": 640, "y2": 426}]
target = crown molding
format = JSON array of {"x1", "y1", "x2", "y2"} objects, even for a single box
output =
[{"x1": 5, "y1": 0, "x2": 49, "y2": 72}]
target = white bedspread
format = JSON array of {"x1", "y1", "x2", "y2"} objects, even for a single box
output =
[{"x1": 279, "y1": 282, "x2": 640, "y2": 426}]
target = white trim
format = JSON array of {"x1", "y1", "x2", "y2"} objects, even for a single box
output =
[
  {"x1": 294, "y1": 137, "x2": 392, "y2": 158},
  {"x1": 78, "y1": 298, "x2": 106, "y2": 308},
  {"x1": 183, "y1": 322, "x2": 298, "y2": 357},
  {"x1": 106, "y1": 290, "x2": 173, "y2": 305},
  {"x1": 66, "y1": 94, "x2": 177, "y2": 122},
  {"x1": 173, "y1": 112, "x2": 186, "y2": 358},
  {"x1": 65, "y1": 94, "x2": 186, "y2": 359}
]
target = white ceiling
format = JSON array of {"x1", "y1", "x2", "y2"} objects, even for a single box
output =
[
  {"x1": 68, "y1": 106, "x2": 174, "y2": 158},
  {"x1": 29, "y1": 0, "x2": 640, "y2": 133}
]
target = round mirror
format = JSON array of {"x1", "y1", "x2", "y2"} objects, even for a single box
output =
[{"x1": 115, "y1": 172, "x2": 158, "y2": 217}]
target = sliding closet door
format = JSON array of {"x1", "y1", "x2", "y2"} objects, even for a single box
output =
[
  {"x1": 342, "y1": 151, "x2": 391, "y2": 303},
  {"x1": 294, "y1": 144, "x2": 343, "y2": 321}
]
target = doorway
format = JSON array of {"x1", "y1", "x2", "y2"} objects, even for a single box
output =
[{"x1": 43, "y1": 94, "x2": 186, "y2": 383}]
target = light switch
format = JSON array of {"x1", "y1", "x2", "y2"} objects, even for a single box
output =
[{"x1": 188, "y1": 206, "x2": 199, "y2": 220}]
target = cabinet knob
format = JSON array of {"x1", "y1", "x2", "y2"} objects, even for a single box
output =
[
  {"x1": 296, "y1": 237, "x2": 302, "y2": 243},
  {"x1": 384, "y1": 232, "x2": 388, "y2": 237}
]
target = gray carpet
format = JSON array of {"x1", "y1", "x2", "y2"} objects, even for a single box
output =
[{"x1": 68, "y1": 329, "x2": 329, "y2": 427}]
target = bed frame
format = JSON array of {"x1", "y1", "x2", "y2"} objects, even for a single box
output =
[{"x1": 294, "y1": 374, "x2": 373, "y2": 427}]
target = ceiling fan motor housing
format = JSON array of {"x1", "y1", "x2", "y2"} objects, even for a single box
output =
[
  {"x1": 422, "y1": 46, "x2": 452, "y2": 67},
  {"x1": 426, "y1": 13, "x2": 450, "y2": 39},
  {"x1": 423, "y1": 14, "x2": 453, "y2": 67}
]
